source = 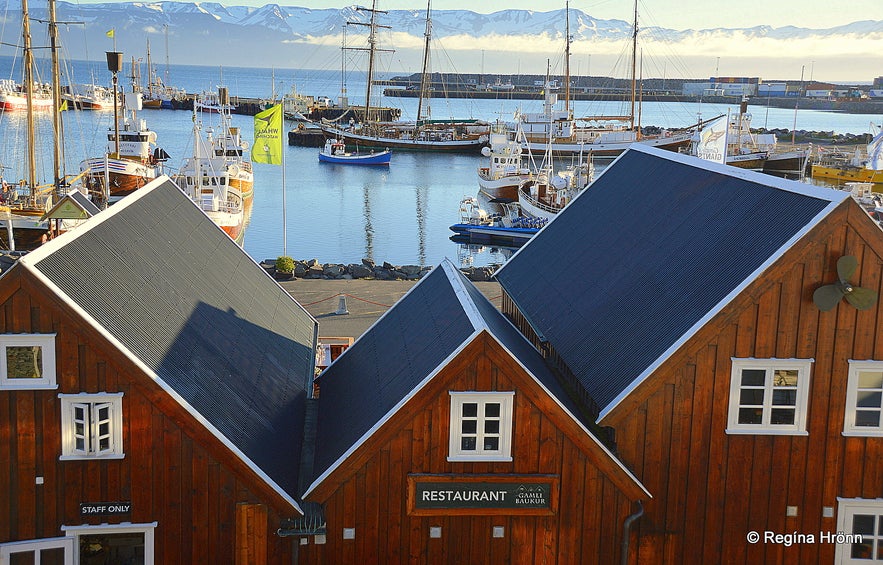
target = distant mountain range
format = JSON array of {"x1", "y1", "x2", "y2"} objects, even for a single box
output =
[{"x1": 0, "y1": 1, "x2": 880, "y2": 82}]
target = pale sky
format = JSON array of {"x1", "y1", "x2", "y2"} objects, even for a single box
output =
[{"x1": 72, "y1": 0, "x2": 882, "y2": 30}]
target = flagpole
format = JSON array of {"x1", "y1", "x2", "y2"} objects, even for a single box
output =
[{"x1": 281, "y1": 97, "x2": 287, "y2": 257}]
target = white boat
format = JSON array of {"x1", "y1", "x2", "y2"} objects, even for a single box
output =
[
  {"x1": 477, "y1": 122, "x2": 532, "y2": 200},
  {"x1": 518, "y1": 160, "x2": 593, "y2": 221},
  {"x1": 63, "y1": 83, "x2": 118, "y2": 110},
  {"x1": 0, "y1": 78, "x2": 53, "y2": 111},
  {"x1": 449, "y1": 196, "x2": 545, "y2": 244},
  {"x1": 174, "y1": 87, "x2": 254, "y2": 244},
  {"x1": 80, "y1": 90, "x2": 170, "y2": 204}
]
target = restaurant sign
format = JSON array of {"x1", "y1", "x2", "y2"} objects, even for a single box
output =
[
  {"x1": 408, "y1": 474, "x2": 558, "y2": 516},
  {"x1": 79, "y1": 502, "x2": 132, "y2": 516}
]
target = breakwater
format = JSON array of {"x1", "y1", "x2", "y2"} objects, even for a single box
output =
[{"x1": 260, "y1": 258, "x2": 498, "y2": 283}]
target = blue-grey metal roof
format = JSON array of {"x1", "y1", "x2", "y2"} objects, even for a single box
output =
[
  {"x1": 22, "y1": 177, "x2": 317, "y2": 506},
  {"x1": 308, "y1": 260, "x2": 620, "y2": 493},
  {"x1": 495, "y1": 145, "x2": 847, "y2": 419}
]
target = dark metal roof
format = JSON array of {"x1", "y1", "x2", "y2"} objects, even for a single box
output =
[
  {"x1": 23, "y1": 177, "x2": 317, "y2": 505},
  {"x1": 308, "y1": 260, "x2": 618, "y2": 492},
  {"x1": 495, "y1": 146, "x2": 846, "y2": 418}
]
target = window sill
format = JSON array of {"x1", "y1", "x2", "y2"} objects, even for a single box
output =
[
  {"x1": 842, "y1": 430, "x2": 883, "y2": 437},
  {"x1": 447, "y1": 456, "x2": 513, "y2": 463},
  {"x1": 59, "y1": 453, "x2": 125, "y2": 461},
  {"x1": 0, "y1": 383, "x2": 58, "y2": 391},
  {"x1": 725, "y1": 428, "x2": 809, "y2": 436}
]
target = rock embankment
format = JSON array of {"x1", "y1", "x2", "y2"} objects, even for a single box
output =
[{"x1": 261, "y1": 258, "x2": 498, "y2": 283}]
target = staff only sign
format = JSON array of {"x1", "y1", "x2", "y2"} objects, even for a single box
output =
[{"x1": 408, "y1": 474, "x2": 558, "y2": 516}]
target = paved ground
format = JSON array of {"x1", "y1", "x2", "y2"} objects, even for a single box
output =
[{"x1": 279, "y1": 278, "x2": 503, "y2": 339}]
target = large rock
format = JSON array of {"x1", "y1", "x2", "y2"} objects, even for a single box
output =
[
  {"x1": 293, "y1": 261, "x2": 309, "y2": 278},
  {"x1": 307, "y1": 264, "x2": 324, "y2": 278},
  {"x1": 323, "y1": 263, "x2": 345, "y2": 278},
  {"x1": 348, "y1": 263, "x2": 373, "y2": 278}
]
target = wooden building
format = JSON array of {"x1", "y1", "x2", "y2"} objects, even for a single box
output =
[
  {"x1": 299, "y1": 261, "x2": 648, "y2": 564},
  {"x1": 0, "y1": 178, "x2": 318, "y2": 564},
  {"x1": 495, "y1": 146, "x2": 883, "y2": 565}
]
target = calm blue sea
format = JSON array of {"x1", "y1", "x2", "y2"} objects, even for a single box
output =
[{"x1": 1, "y1": 55, "x2": 881, "y2": 268}]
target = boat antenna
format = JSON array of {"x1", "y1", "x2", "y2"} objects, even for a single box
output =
[
  {"x1": 416, "y1": 0, "x2": 432, "y2": 128},
  {"x1": 629, "y1": 0, "x2": 638, "y2": 133}
]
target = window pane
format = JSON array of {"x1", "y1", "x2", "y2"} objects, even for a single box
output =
[
  {"x1": 484, "y1": 420, "x2": 500, "y2": 434},
  {"x1": 738, "y1": 408, "x2": 763, "y2": 424},
  {"x1": 773, "y1": 369, "x2": 799, "y2": 387},
  {"x1": 739, "y1": 389, "x2": 764, "y2": 406},
  {"x1": 461, "y1": 437, "x2": 476, "y2": 451},
  {"x1": 856, "y1": 391, "x2": 882, "y2": 409},
  {"x1": 855, "y1": 410, "x2": 881, "y2": 427},
  {"x1": 9, "y1": 552, "x2": 35, "y2": 565},
  {"x1": 858, "y1": 370, "x2": 883, "y2": 389},
  {"x1": 485, "y1": 403, "x2": 500, "y2": 418},
  {"x1": 770, "y1": 408, "x2": 795, "y2": 425},
  {"x1": 740, "y1": 369, "x2": 766, "y2": 386},
  {"x1": 853, "y1": 514, "x2": 875, "y2": 535},
  {"x1": 461, "y1": 420, "x2": 476, "y2": 434},
  {"x1": 39, "y1": 547, "x2": 65, "y2": 565},
  {"x1": 772, "y1": 389, "x2": 797, "y2": 406},
  {"x1": 462, "y1": 403, "x2": 477, "y2": 418},
  {"x1": 6, "y1": 345, "x2": 42, "y2": 379},
  {"x1": 483, "y1": 437, "x2": 499, "y2": 450},
  {"x1": 851, "y1": 541, "x2": 874, "y2": 559}
]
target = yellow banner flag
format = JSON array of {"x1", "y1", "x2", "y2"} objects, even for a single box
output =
[
  {"x1": 105, "y1": 29, "x2": 115, "y2": 38},
  {"x1": 253, "y1": 104, "x2": 283, "y2": 165}
]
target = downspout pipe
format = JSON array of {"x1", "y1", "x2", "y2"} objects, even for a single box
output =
[{"x1": 621, "y1": 500, "x2": 644, "y2": 565}]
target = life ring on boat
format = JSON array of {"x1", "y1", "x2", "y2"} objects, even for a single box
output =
[{"x1": 228, "y1": 165, "x2": 240, "y2": 176}]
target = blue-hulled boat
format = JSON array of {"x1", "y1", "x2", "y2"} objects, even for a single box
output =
[
  {"x1": 449, "y1": 196, "x2": 546, "y2": 245},
  {"x1": 318, "y1": 139, "x2": 391, "y2": 166}
]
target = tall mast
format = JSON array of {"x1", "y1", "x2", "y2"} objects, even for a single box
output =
[
  {"x1": 629, "y1": 0, "x2": 637, "y2": 132},
  {"x1": 22, "y1": 0, "x2": 36, "y2": 199},
  {"x1": 415, "y1": 0, "x2": 432, "y2": 126},
  {"x1": 344, "y1": 2, "x2": 390, "y2": 124},
  {"x1": 48, "y1": 0, "x2": 62, "y2": 196},
  {"x1": 564, "y1": 0, "x2": 570, "y2": 113}
]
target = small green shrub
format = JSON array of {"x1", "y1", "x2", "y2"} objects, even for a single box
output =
[{"x1": 275, "y1": 255, "x2": 295, "y2": 273}]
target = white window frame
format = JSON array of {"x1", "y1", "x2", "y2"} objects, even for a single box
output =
[
  {"x1": 448, "y1": 391, "x2": 514, "y2": 462},
  {"x1": 726, "y1": 358, "x2": 812, "y2": 435},
  {"x1": 0, "y1": 536, "x2": 74, "y2": 565},
  {"x1": 844, "y1": 360, "x2": 883, "y2": 436},
  {"x1": 835, "y1": 498, "x2": 883, "y2": 564},
  {"x1": 59, "y1": 393, "x2": 124, "y2": 460},
  {"x1": 61, "y1": 522, "x2": 156, "y2": 565},
  {"x1": 0, "y1": 333, "x2": 57, "y2": 390}
]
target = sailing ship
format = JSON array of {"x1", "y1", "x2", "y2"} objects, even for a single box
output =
[
  {"x1": 141, "y1": 37, "x2": 184, "y2": 109},
  {"x1": 174, "y1": 87, "x2": 254, "y2": 244},
  {"x1": 516, "y1": 0, "x2": 695, "y2": 157},
  {"x1": 80, "y1": 76, "x2": 170, "y2": 204},
  {"x1": 319, "y1": 0, "x2": 489, "y2": 153},
  {"x1": 0, "y1": 0, "x2": 73, "y2": 250}
]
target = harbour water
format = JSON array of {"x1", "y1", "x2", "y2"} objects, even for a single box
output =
[{"x1": 1, "y1": 57, "x2": 881, "y2": 268}]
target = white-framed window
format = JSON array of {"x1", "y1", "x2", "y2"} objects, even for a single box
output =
[
  {"x1": 726, "y1": 358, "x2": 812, "y2": 435},
  {"x1": 845, "y1": 361, "x2": 883, "y2": 436},
  {"x1": 448, "y1": 391, "x2": 514, "y2": 462},
  {"x1": 59, "y1": 393, "x2": 124, "y2": 460},
  {"x1": 0, "y1": 333, "x2": 57, "y2": 390},
  {"x1": 61, "y1": 522, "x2": 156, "y2": 565},
  {"x1": 835, "y1": 498, "x2": 883, "y2": 563}
]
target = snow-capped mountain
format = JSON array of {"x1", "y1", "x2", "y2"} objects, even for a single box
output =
[{"x1": 0, "y1": 1, "x2": 879, "y2": 81}]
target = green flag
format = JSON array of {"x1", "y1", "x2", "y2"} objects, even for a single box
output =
[{"x1": 253, "y1": 104, "x2": 283, "y2": 165}]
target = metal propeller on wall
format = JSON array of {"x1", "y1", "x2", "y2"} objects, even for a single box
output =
[{"x1": 813, "y1": 255, "x2": 878, "y2": 311}]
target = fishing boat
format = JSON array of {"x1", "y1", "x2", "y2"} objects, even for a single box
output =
[
  {"x1": 63, "y1": 83, "x2": 118, "y2": 110},
  {"x1": 319, "y1": 0, "x2": 488, "y2": 153},
  {"x1": 449, "y1": 196, "x2": 545, "y2": 245},
  {"x1": 516, "y1": 0, "x2": 695, "y2": 157},
  {"x1": 80, "y1": 88, "x2": 170, "y2": 204},
  {"x1": 174, "y1": 87, "x2": 254, "y2": 244},
  {"x1": 318, "y1": 138, "x2": 391, "y2": 166},
  {"x1": 811, "y1": 126, "x2": 883, "y2": 186},
  {"x1": 477, "y1": 121, "x2": 532, "y2": 200},
  {"x1": 0, "y1": 79, "x2": 53, "y2": 111}
]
